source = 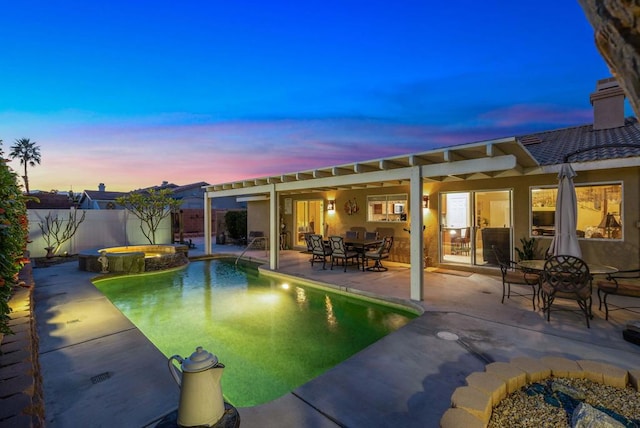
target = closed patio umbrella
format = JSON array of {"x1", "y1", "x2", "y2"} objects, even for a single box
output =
[{"x1": 549, "y1": 163, "x2": 582, "y2": 258}]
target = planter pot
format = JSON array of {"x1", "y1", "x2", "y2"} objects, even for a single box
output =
[{"x1": 45, "y1": 247, "x2": 55, "y2": 259}]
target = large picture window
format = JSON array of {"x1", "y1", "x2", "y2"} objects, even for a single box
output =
[
  {"x1": 367, "y1": 194, "x2": 408, "y2": 222},
  {"x1": 530, "y1": 183, "x2": 622, "y2": 239}
]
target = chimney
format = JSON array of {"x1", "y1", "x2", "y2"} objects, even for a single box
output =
[
  {"x1": 590, "y1": 77, "x2": 626, "y2": 130},
  {"x1": 98, "y1": 183, "x2": 105, "y2": 192}
]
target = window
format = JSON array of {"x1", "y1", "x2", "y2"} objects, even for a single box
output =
[
  {"x1": 530, "y1": 183, "x2": 622, "y2": 239},
  {"x1": 367, "y1": 194, "x2": 408, "y2": 222}
]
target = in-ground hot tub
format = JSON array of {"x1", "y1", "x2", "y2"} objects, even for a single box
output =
[{"x1": 78, "y1": 244, "x2": 189, "y2": 273}]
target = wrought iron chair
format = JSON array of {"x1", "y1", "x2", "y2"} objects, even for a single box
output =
[
  {"x1": 363, "y1": 236, "x2": 393, "y2": 272},
  {"x1": 492, "y1": 245, "x2": 540, "y2": 310},
  {"x1": 303, "y1": 233, "x2": 313, "y2": 253},
  {"x1": 328, "y1": 236, "x2": 360, "y2": 272},
  {"x1": 541, "y1": 255, "x2": 592, "y2": 328},
  {"x1": 309, "y1": 234, "x2": 332, "y2": 269},
  {"x1": 596, "y1": 269, "x2": 640, "y2": 320}
]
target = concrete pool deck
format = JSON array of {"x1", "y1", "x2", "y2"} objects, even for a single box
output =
[{"x1": 32, "y1": 238, "x2": 640, "y2": 427}]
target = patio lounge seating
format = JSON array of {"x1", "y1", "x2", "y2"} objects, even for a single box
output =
[
  {"x1": 492, "y1": 245, "x2": 540, "y2": 310},
  {"x1": 309, "y1": 234, "x2": 332, "y2": 269},
  {"x1": 363, "y1": 236, "x2": 393, "y2": 272},
  {"x1": 541, "y1": 255, "x2": 592, "y2": 328},
  {"x1": 596, "y1": 269, "x2": 640, "y2": 320},
  {"x1": 328, "y1": 236, "x2": 360, "y2": 272}
]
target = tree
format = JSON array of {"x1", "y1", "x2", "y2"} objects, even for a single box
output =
[
  {"x1": 225, "y1": 210, "x2": 247, "y2": 241},
  {"x1": 9, "y1": 138, "x2": 41, "y2": 194},
  {"x1": 578, "y1": 0, "x2": 640, "y2": 117},
  {"x1": 38, "y1": 209, "x2": 87, "y2": 256},
  {"x1": 116, "y1": 189, "x2": 181, "y2": 244}
]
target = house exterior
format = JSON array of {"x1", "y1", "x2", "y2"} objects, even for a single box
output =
[
  {"x1": 78, "y1": 183, "x2": 128, "y2": 210},
  {"x1": 25, "y1": 191, "x2": 75, "y2": 210},
  {"x1": 203, "y1": 78, "x2": 640, "y2": 301}
]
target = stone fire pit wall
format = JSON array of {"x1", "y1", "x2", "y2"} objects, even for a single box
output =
[
  {"x1": 440, "y1": 356, "x2": 640, "y2": 427},
  {"x1": 78, "y1": 244, "x2": 189, "y2": 274}
]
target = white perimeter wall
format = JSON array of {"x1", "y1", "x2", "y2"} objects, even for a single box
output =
[{"x1": 27, "y1": 209, "x2": 172, "y2": 258}]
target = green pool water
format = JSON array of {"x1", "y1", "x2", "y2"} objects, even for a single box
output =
[{"x1": 93, "y1": 259, "x2": 417, "y2": 406}]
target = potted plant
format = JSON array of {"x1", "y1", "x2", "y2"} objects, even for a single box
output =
[{"x1": 515, "y1": 236, "x2": 538, "y2": 261}]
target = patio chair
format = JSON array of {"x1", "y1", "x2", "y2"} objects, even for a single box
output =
[
  {"x1": 303, "y1": 233, "x2": 314, "y2": 253},
  {"x1": 363, "y1": 236, "x2": 393, "y2": 272},
  {"x1": 541, "y1": 255, "x2": 592, "y2": 328},
  {"x1": 596, "y1": 269, "x2": 640, "y2": 320},
  {"x1": 309, "y1": 234, "x2": 332, "y2": 269},
  {"x1": 492, "y1": 245, "x2": 540, "y2": 310},
  {"x1": 453, "y1": 227, "x2": 471, "y2": 255},
  {"x1": 364, "y1": 231, "x2": 379, "y2": 240},
  {"x1": 328, "y1": 236, "x2": 360, "y2": 272},
  {"x1": 345, "y1": 230, "x2": 359, "y2": 240}
]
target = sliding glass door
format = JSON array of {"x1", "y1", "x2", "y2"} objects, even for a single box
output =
[
  {"x1": 440, "y1": 190, "x2": 512, "y2": 266},
  {"x1": 294, "y1": 199, "x2": 324, "y2": 247}
]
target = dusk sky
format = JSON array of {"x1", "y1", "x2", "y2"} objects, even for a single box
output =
[{"x1": 0, "y1": 1, "x2": 632, "y2": 192}]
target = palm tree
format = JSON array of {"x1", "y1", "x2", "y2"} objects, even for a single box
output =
[{"x1": 9, "y1": 138, "x2": 41, "y2": 194}]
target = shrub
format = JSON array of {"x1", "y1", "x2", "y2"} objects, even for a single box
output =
[
  {"x1": 225, "y1": 210, "x2": 247, "y2": 241},
  {"x1": 0, "y1": 158, "x2": 29, "y2": 335}
]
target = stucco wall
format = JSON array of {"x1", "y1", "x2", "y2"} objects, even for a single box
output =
[
  {"x1": 245, "y1": 166, "x2": 639, "y2": 270},
  {"x1": 27, "y1": 209, "x2": 172, "y2": 258},
  {"x1": 423, "y1": 166, "x2": 639, "y2": 270},
  {"x1": 247, "y1": 200, "x2": 270, "y2": 239}
]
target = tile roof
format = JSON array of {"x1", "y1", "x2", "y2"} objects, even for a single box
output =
[
  {"x1": 518, "y1": 117, "x2": 640, "y2": 165},
  {"x1": 83, "y1": 190, "x2": 128, "y2": 200},
  {"x1": 171, "y1": 182, "x2": 209, "y2": 193},
  {"x1": 25, "y1": 193, "x2": 74, "y2": 209}
]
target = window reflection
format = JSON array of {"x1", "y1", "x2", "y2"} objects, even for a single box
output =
[{"x1": 531, "y1": 183, "x2": 622, "y2": 239}]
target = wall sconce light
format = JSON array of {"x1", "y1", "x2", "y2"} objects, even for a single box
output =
[
  {"x1": 327, "y1": 200, "x2": 336, "y2": 211},
  {"x1": 422, "y1": 195, "x2": 429, "y2": 209}
]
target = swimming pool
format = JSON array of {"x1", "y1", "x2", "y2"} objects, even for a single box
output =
[{"x1": 93, "y1": 259, "x2": 417, "y2": 406}]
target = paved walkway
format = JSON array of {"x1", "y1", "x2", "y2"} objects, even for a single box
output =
[{"x1": 32, "y1": 239, "x2": 640, "y2": 427}]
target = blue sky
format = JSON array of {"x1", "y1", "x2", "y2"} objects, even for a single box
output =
[{"x1": 0, "y1": 1, "x2": 630, "y2": 192}]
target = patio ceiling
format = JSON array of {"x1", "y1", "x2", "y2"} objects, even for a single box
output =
[{"x1": 204, "y1": 137, "x2": 541, "y2": 198}]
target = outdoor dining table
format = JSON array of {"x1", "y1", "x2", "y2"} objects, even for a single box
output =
[
  {"x1": 343, "y1": 237, "x2": 383, "y2": 252},
  {"x1": 518, "y1": 259, "x2": 618, "y2": 276},
  {"x1": 518, "y1": 259, "x2": 619, "y2": 320}
]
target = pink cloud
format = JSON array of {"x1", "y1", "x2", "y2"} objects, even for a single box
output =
[{"x1": 3, "y1": 109, "x2": 593, "y2": 193}]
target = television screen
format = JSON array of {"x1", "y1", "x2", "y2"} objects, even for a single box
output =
[{"x1": 532, "y1": 211, "x2": 555, "y2": 226}]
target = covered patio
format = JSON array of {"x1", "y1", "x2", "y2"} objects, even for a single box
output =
[{"x1": 203, "y1": 137, "x2": 541, "y2": 302}]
